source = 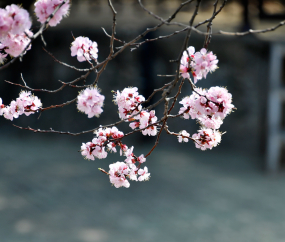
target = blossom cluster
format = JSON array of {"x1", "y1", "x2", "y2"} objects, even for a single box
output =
[
  {"x1": 192, "y1": 128, "x2": 221, "y2": 150},
  {"x1": 114, "y1": 87, "x2": 158, "y2": 136},
  {"x1": 81, "y1": 126, "x2": 124, "y2": 161},
  {"x1": 71, "y1": 36, "x2": 98, "y2": 62},
  {"x1": 179, "y1": 86, "x2": 234, "y2": 129},
  {"x1": 0, "y1": 4, "x2": 33, "y2": 61},
  {"x1": 109, "y1": 162, "x2": 150, "y2": 188},
  {"x1": 34, "y1": 0, "x2": 70, "y2": 27},
  {"x1": 0, "y1": 1, "x2": 70, "y2": 64},
  {"x1": 0, "y1": 91, "x2": 42, "y2": 121},
  {"x1": 77, "y1": 87, "x2": 105, "y2": 118},
  {"x1": 178, "y1": 86, "x2": 234, "y2": 150},
  {"x1": 180, "y1": 46, "x2": 218, "y2": 83},
  {"x1": 81, "y1": 126, "x2": 150, "y2": 188}
]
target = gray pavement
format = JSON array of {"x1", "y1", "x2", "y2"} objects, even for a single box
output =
[{"x1": 0, "y1": 136, "x2": 285, "y2": 242}]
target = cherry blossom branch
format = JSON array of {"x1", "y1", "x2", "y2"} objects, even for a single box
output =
[
  {"x1": 0, "y1": 0, "x2": 268, "y2": 188},
  {"x1": 145, "y1": 86, "x2": 182, "y2": 159},
  {"x1": 218, "y1": 20, "x2": 285, "y2": 36},
  {"x1": 183, "y1": 0, "x2": 201, "y2": 51},
  {"x1": 40, "y1": 97, "x2": 77, "y2": 112},
  {"x1": 138, "y1": 0, "x2": 194, "y2": 24},
  {"x1": 143, "y1": 81, "x2": 173, "y2": 104},
  {"x1": 195, "y1": 0, "x2": 227, "y2": 29},
  {"x1": 0, "y1": 0, "x2": 68, "y2": 71},
  {"x1": 4, "y1": 79, "x2": 67, "y2": 93},
  {"x1": 203, "y1": 0, "x2": 219, "y2": 49},
  {"x1": 167, "y1": 79, "x2": 185, "y2": 115},
  {"x1": 43, "y1": 47, "x2": 91, "y2": 72},
  {"x1": 12, "y1": 124, "x2": 93, "y2": 136},
  {"x1": 5, "y1": 67, "x2": 95, "y2": 94},
  {"x1": 126, "y1": 0, "x2": 194, "y2": 52},
  {"x1": 102, "y1": 28, "x2": 125, "y2": 44},
  {"x1": 144, "y1": 78, "x2": 184, "y2": 158},
  {"x1": 128, "y1": 0, "x2": 226, "y2": 50},
  {"x1": 164, "y1": 125, "x2": 195, "y2": 142},
  {"x1": 136, "y1": 1, "x2": 284, "y2": 38},
  {"x1": 138, "y1": 0, "x2": 193, "y2": 25},
  {"x1": 128, "y1": 27, "x2": 189, "y2": 50},
  {"x1": 107, "y1": 0, "x2": 117, "y2": 56}
]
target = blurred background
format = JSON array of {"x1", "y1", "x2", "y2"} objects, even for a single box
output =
[{"x1": 0, "y1": 0, "x2": 285, "y2": 241}]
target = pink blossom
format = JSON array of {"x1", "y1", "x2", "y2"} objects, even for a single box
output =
[
  {"x1": 2, "y1": 106, "x2": 14, "y2": 120},
  {"x1": 114, "y1": 87, "x2": 145, "y2": 120},
  {"x1": 198, "y1": 115, "x2": 223, "y2": 130},
  {"x1": 128, "y1": 164, "x2": 138, "y2": 181},
  {"x1": 81, "y1": 140, "x2": 108, "y2": 161},
  {"x1": 6, "y1": 4, "x2": 31, "y2": 35},
  {"x1": 120, "y1": 143, "x2": 128, "y2": 156},
  {"x1": 180, "y1": 46, "x2": 195, "y2": 79},
  {"x1": 71, "y1": 36, "x2": 98, "y2": 62},
  {"x1": 81, "y1": 142, "x2": 96, "y2": 160},
  {"x1": 124, "y1": 146, "x2": 134, "y2": 164},
  {"x1": 179, "y1": 87, "x2": 234, "y2": 129},
  {"x1": 179, "y1": 46, "x2": 218, "y2": 83},
  {"x1": 136, "y1": 110, "x2": 158, "y2": 136},
  {"x1": 34, "y1": 0, "x2": 70, "y2": 27},
  {"x1": 179, "y1": 88, "x2": 206, "y2": 120},
  {"x1": 177, "y1": 130, "x2": 190, "y2": 143},
  {"x1": 0, "y1": 8, "x2": 13, "y2": 38},
  {"x1": 81, "y1": 127, "x2": 125, "y2": 160},
  {"x1": 193, "y1": 48, "x2": 218, "y2": 82},
  {"x1": 206, "y1": 86, "x2": 234, "y2": 119},
  {"x1": 107, "y1": 142, "x2": 117, "y2": 153},
  {"x1": 141, "y1": 124, "x2": 157, "y2": 136},
  {"x1": 2, "y1": 91, "x2": 41, "y2": 121},
  {"x1": 129, "y1": 121, "x2": 139, "y2": 130},
  {"x1": 137, "y1": 154, "x2": 146, "y2": 163},
  {"x1": 94, "y1": 146, "x2": 107, "y2": 159},
  {"x1": 109, "y1": 162, "x2": 130, "y2": 188},
  {"x1": 1, "y1": 30, "x2": 32, "y2": 57},
  {"x1": 121, "y1": 94, "x2": 158, "y2": 136},
  {"x1": 192, "y1": 128, "x2": 221, "y2": 150},
  {"x1": 7, "y1": 100, "x2": 24, "y2": 119},
  {"x1": 109, "y1": 126, "x2": 124, "y2": 139},
  {"x1": 77, "y1": 87, "x2": 105, "y2": 118},
  {"x1": 0, "y1": 5, "x2": 32, "y2": 59},
  {"x1": 138, "y1": 167, "x2": 150, "y2": 181},
  {"x1": 17, "y1": 91, "x2": 42, "y2": 116}
]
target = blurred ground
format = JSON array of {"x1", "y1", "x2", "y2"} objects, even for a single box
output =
[{"x1": 1, "y1": 135, "x2": 285, "y2": 242}]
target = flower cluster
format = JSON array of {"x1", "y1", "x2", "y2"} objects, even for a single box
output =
[
  {"x1": 129, "y1": 110, "x2": 158, "y2": 136},
  {"x1": 179, "y1": 86, "x2": 234, "y2": 129},
  {"x1": 81, "y1": 126, "x2": 124, "y2": 161},
  {"x1": 0, "y1": 4, "x2": 33, "y2": 60},
  {"x1": 81, "y1": 126, "x2": 150, "y2": 188},
  {"x1": 34, "y1": 0, "x2": 70, "y2": 27},
  {"x1": 180, "y1": 46, "x2": 218, "y2": 83},
  {"x1": 179, "y1": 86, "x2": 234, "y2": 150},
  {"x1": 114, "y1": 87, "x2": 145, "y2": 119},
  {"x1": 0, "y1": 91, "x2": 42, "y2": 121},
  {"x1": 0, "y1": 5, "x2": 31, "y2": 38},
  {"x1": 114, "y1": 87, "x2": 158, "y2": 136},
  {"x1": 192, "y1": 128, "x2": 221, "y2": 150},
  {"x1": 177, "y1": 130, "x2": 190, "y2": 143},
  {"x1": 109, "y1": 162, "x2": 150, "y2": 188},
  {"x1": 71, "y1": 36, "x2": 98, "y2": 62},
  {"x1": 77, "y1": 87, "x2": 105, "y2": 118},
  {"x1": 109, "y1": 145, "x2": 149, "y2": 188}
]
